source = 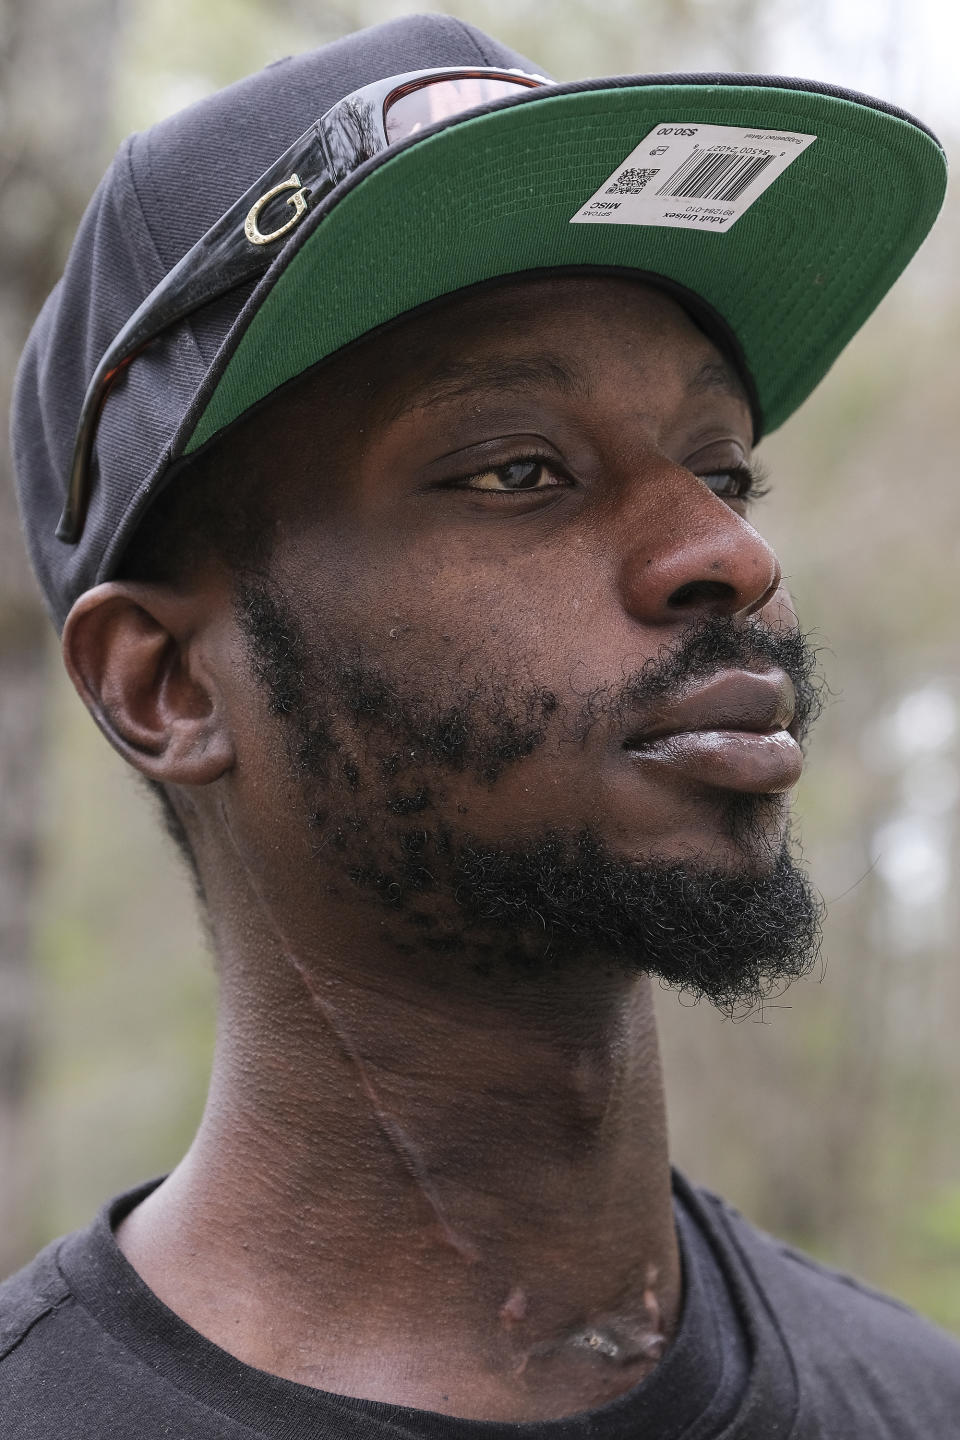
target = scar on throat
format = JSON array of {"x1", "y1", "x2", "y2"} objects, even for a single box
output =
[
  {"x1": 499, "y1": 1286, "x2": 528, "y2": 1328},
  {"x1": 572, "y1": 1328, "x2": 623, "y2": 1360},
  {"x1": 221, "y1": 807, "x2": 482, "y2": 1267},
  {"x1": 643, "y1": 1260, "x2": 662, "y2": 1337},
  {"x1": 547, "y1": 1263, "x2": 668, "y2": 1369}
]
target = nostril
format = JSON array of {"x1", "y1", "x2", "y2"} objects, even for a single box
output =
[{"x1": 667, "y1": 579, "x2": 737, "y2": 611}]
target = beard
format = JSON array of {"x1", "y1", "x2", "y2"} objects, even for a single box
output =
[{"x1": 236, "y1": 577, "x2": 824, "y2": 1016}]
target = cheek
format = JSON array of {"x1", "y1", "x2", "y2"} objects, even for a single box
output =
[{"x1": 300, "y1": 525, "x2": 627, "y2": 705}]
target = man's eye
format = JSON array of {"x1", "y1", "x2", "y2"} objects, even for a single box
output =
[
  {"x1": 457, "y1": 459, "x2": 565, "y2": 493},
  {"x1": 699, "y1": 463, "x2": 768, "y2": 502}
]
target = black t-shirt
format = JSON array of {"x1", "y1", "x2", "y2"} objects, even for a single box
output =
[{"x1": 2, "y1": 1172, "x2": 959, "y2": 1437}]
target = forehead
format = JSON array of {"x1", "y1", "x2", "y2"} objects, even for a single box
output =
[
  {"x1": 372, "y1": 276, "x2": 743, "y2": 411},
  {"x1": 226, "y1": 273, "x2": 751, "y2": 467}
]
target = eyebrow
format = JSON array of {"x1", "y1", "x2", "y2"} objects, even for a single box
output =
[
  {"x1": 383, "y1": 350, "x2": 748, "y2": 422},
  {"x1": 687, "y1": 357, "x2": 749, "y2": 406},
  {"x1": 384, "y1": 354, "x2": 583, "y2": 422}
]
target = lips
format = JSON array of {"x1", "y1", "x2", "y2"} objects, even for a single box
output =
[{"x1": 622, "y1": 669, "x2": 803, "y2": 793}]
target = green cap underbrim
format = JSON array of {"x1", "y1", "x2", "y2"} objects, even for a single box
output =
[{"x1": 184, "y1": 80, "x2": 947, "y2": 454}]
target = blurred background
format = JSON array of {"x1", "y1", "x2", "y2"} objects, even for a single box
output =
[{"x1": 1, "y1": 0, "x2": 959, "y2": 1334}]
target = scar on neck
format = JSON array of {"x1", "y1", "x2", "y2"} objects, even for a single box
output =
[
  {"x1": 570, "y1": 1323, "x2": 666, "y2": 1365},
  {"x1": 519, "y1": 1262, "x2": 667, "y2": 1370},
  {"x1": 221, "y1": 805, "x2": 482, "y2": 1267},
  {"x1": 499, "y1": 1286, "x2": 528, "y2": 1328}
]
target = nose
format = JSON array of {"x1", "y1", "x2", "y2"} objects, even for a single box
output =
[{"x1": 617, "y1": 468, "x2": 782, "y2": 626}]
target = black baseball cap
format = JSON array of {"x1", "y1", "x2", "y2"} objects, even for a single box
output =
[{"x1": 12, "y1": 13, "x2": 947, "y2": 629}]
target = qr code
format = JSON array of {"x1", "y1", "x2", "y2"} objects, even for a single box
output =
[{"x1": 606, "y1": 167, "x2": 659, "y2": 195}]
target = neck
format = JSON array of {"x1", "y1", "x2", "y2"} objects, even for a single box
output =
[{"x1": 116, "y1": 882, "x2": 681, "y2": 1421}]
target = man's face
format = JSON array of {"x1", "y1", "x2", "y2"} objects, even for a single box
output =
[{"x1": 217, "y1": 276, "x2": 821, "y2": 1011}]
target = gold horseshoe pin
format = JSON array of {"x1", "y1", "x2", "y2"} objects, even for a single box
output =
[{"x1": 244, "y1": 174, "x2": 309, "y2": 246}]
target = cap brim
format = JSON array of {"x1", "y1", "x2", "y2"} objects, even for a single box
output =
[{"x1": 182, "y1": 76, "x2": 946, "y2": 455}]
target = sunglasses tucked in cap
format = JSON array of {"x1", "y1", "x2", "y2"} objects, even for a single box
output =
[
  {"x1": 58, "y1": 64, "x2": 549, "y2": 545},
  {"x1": 11, "y1": 12, "x2": 947, "y2": 630}
]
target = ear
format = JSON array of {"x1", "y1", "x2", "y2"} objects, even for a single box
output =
[{"x1": 62, "y1": 581, "x2": 235, "y2": 786}]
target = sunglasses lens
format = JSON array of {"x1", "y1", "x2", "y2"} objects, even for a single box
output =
[{"x1": 384, "y1": 75, "x2": 540, "y2": 145}]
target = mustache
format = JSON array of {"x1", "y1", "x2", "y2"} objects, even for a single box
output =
[{"x1": 596, "y1": 615, "x2": 824, "y2": 747}]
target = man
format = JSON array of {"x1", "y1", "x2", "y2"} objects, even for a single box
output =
[{"x1": 3, "y1": 11, "x2": 958, "y2": 1437}]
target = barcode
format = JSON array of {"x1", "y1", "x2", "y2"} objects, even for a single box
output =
[
  {"x1": 656, "y1": 147, "x2": 776, "y2": 203},
  {"x1": 606, "y1": 167, "x2": 659, "y2": 195}
]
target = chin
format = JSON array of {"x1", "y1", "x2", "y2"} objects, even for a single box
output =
[{"x1": 612, "y1": 791, "x2": 791, "y2": 875}]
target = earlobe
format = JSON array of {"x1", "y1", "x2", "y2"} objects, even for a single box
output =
[{"x1": 62, "y1": 582, "x2": 235, "y2": 786}]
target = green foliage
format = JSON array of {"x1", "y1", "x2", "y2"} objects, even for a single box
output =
[{"x1": 918, "y1": 1185, "x2": 960, "y2": 1258}]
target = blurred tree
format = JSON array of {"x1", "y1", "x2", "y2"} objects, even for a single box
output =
[{"x1": 0, "y1": 0, "x2": 123, "y2": 1276}]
